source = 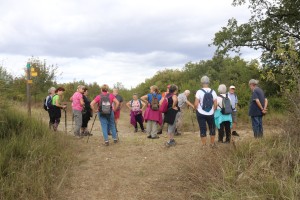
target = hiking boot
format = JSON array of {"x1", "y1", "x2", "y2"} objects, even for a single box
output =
[
  {"x1": 165, "y1": 139, "x2": 176, "y2": 147},
  {"x1": 218, "y1": 140, "x2": 223, "y2": 143},
  {"x1": 108, "y1": 132, "x2": 112, "y2": 135},
  {"x1": 141, "y1": 129, "x2": 146, "y2": 133},
  {"x1": 157, "y1": 130, "x2": 162, "y2": 134},
  {"x1": 147, "y1": 135, "x2": 152, "y2": 139},
  {"x1": 134, "y1": 128, "x2": 138, "y2": 133},
  {"x1": 114, "y1": 139, "x2": 118, "y2": 144},
  {"x1": 104, "y1": 141, "x2": 109, "y2": 146},
  {"x1": 151, "y1": 135, "x2": 160, "y2": 139},
  {"x1": 232, "y1": 131, "x2": 239, "y2": 137}
]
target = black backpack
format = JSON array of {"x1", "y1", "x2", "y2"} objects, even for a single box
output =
[
  {"x1": 218, "y1": 94, "x2": 233, "y2": 115},
  {"x1": 201, "y1": 89, "x2": 214, "y2": 112},
  {"x1": 99, "y1": 94, "x2": 112, "y2": 115},
  {"x1": 150, "y1": 94, "x2": 159, "y2": 111},
  {"x1": 43, "y1": 95, "x2": 53, "y2": 111}
]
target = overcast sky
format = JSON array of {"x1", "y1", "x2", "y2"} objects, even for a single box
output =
[{"x1": 0, "y1": 0, "x2": 258, "y2": 88}]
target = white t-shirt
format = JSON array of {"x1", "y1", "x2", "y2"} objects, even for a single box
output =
[{"x1": 195, "y1": 88, "x2": 217, "y2": 115}]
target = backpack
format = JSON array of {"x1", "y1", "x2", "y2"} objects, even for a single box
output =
[
  {"x1": 159, "y1": 94, "x2": 173, "y2": 113},
  {"x1": 150, "y1": 94, "x2": 159, "y2": 111},
  {"x1": 130, "y1": 99, "x2": 142, "y2": 109},
  {"x1": 201, "y1": 89, "x2": 214, "y2": 112},
  {"x1": 99, "y1": 93, "x2": 112, "y2": 115},
  {"x1": 43, "y1": 95, "x2": 53, "y2": 111},
  {"x1": 218, "y1": 94, "x2": 233, "y2": 115}
]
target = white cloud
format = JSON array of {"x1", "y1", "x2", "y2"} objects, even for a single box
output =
[{"x1": 0, "y1": 0, "x2": 255, "y2": 88}]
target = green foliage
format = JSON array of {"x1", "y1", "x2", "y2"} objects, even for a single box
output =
[{"x1": 0, "y1": 103, "x2": 74, "y2": 199}]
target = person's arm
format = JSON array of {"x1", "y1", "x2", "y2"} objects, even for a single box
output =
[
  {"x1": 140, "y1": 95, "x2": 148, "y2": 104},
  {"x1": 172, "y1": 95, "x2": 178, "y2": 110},
  {"x1": 80, "y1": 97, "x2": 85, "y2": 106},
  {"x1": 194, "y1": 97, "x2": 199, "y2": 109},
  {"x1": 186, "y1": 100, "x2": 194, "y2": 109},
  {"x1": 126, "y1": 101, "x2": 131, "y2": 110},
  {"x1": 213, "y1": 99, "x2": 218, "y2": 110},
  {"x1": 56, "y1": 97, "x2": 66, "y2": 109},
  {"x1": 113, "y1": 98, "x2": 119, "y2": 112},
  {"x1": 141, "y1": 101, "x2": 146, "y2": 110},
  {"x1": 90, "y1": 100, "x2": 97, "y2": 113}
]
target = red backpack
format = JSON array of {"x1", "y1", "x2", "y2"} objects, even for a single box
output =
[{"x1": 159, "y1": 94, "x2": 173, "y2": 113}]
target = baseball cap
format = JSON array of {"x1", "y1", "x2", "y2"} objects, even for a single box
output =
[{"x1": 229, "y1": 85, "x2": 236, "y2": 89}]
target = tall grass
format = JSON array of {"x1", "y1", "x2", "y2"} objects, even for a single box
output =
[
  {"x1": 0, "y1": 103, "x2": 74, "y2": 199},
  {"x1": 179, "y1": 121, "x2": 300, "y2": 199}
]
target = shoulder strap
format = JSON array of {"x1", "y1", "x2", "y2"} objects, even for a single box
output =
[
  {"x1": 138, "y1": 99, "x2": 142, "y2": 109},
  {"x1": 218, "y1": 94, "x2": 224, "y2": 98},
  {"x1": 201, "y1": 89, "x2": 207, "y2": 94},
  {"x1": 209, "y1": 89, "x2": 213, "y2": 94},
  {"x1": 130, "y1": 100, "x2": 133, "y2": 106}
]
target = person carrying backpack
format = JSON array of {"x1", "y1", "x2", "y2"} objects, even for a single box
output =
[
  {"x1": 214, "y1": 84, "x2": 233, "y2": 143},
  {"x1": 45, "y1": 87, "x2": 56, "y2": 129},
  {"x1": 90, "y1": 84, "x2": 119, "y2": 146},
  {"x1": 52, "y1": 87, "x2": 67, "y2": 131},
  {"x1": 81, "y1": 88, "x2": 92, "y2": 136},
  {"x1": 194, "y1": 76, "x2": 218, "y2": 148},
  {"x1": 160, "y1": 84, "x2": 180, "y2": 147},
  {"x1": 126, "y1": 93, "x2": 146, "y2": 133},
  {"x1": 228, "y1": 85, "x2": 239, "y2": 137},
  {"x1": 141, "y1": 85, "x2": 162, "y2": 139},
  {"x1": 70, "y1": 85, "x2": 85, "y2": 138}
]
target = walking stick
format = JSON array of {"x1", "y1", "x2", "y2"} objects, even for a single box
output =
[
  {"x1": 87, "y1": 114, "x2": 97, "y2": 143},
  {"x1": 190, "y1": 109, "x2": 196, "y2": 133},
  {"x1": 64, "y1": 107, "x2": 67, "y2": 134}
]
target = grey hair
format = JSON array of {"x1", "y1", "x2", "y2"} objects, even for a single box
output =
[
  {"x1": 201, "y1": 76, "x2": 210, "y2": 84},
  {"x1": 184, "y1": 90, "x2": 190, "y2": 95},
  {"x1": 48, "y1": 87, "x2": 56, "y2": 94},
  {"x1": 218, "y1": 84, "x2": 227, "y2": 94},
  {"x1": 77, "y1": 85, "x2": 85, "y2": 90},
  {"x1": 249, "y1": 79, "x2": 259, "y2": 85}
]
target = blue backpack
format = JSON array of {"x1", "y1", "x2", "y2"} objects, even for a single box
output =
[{"x1": 201, "y1": 89, "x2": 214, "y2": 112}]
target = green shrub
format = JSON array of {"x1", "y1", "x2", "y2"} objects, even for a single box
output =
[{"x1": 0, "y1": 105, "x2": 74, "y2": 200}]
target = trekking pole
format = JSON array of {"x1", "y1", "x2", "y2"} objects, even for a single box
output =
[
  {"x1": 87, "y1": 114, "x2": 97, "y2": 143},
  {"x1": 190, "y1": 108, "x2": 196, "y2": 134},
  {"x1": 64, "y1": 105, "x2": 67, "y2": 134}
]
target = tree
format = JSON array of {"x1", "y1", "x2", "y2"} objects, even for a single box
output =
[{"x1": 212, "y1": 0, "x2": 300, "y2": 69}]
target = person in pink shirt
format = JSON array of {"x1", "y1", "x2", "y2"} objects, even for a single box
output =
[
  {"x1": 90, "y1": 84, "x2": 119, "y2": 146},
  {"x1": 70, "y1": 85, "x2": 85, "y2": 138}
]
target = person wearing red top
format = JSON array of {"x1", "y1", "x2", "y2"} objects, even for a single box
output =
[{"x1": 90, "y1": 84, "x2": 119, "y2": 146}]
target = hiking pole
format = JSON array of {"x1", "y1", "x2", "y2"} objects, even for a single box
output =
[
  {"x1": 190, "y1": 108, "x2": 196, "y2": 134},
  {"x1": 87, "y1": 114, "x2": 97, "y2": 143},
  {"x1": 64, "y1": 105, "x2": 67, "y2": 134}
]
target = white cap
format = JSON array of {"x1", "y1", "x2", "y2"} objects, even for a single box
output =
[{"x1": 229, "y1": 85, "x2": 236, "y2": 89}]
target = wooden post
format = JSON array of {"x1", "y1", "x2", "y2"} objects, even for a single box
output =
[{"x1": 26, "y1": 62, "x2": 31, "y2": 117}]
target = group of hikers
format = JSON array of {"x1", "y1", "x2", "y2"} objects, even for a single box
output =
[{"x1": 44, "y1": 75, "x2": 268, "y2": 147}]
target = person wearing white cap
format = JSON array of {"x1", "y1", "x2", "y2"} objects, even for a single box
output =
[{"x1": 228, "y1": 85, "x2": 239, "y2": 136}]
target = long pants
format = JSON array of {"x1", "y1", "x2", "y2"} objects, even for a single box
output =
[
  {"x1": 176, "y1": 111, "x2": 183, "y2": 132},
  {"x1": 196, "y1": 111, "x2": 215, "y2": 137},
  {"x1": 73, "y1": 110, "x2": 82, "y2": 136},
  {"x1": 48, "y1": 108, "x2": 55, "y2": 126},
  {"x1": 98, "y1": 112, "x2": 118, "y2": 142},
  {"x1": 146, "y1": 120, "x2": 158, "y2": 137},
  {"x1": 251, "y1": 116, "x2": 263, "y2": 138},
  {"x1": 218, "y1": 121, "x2": 231, "y2": 142},
  {"x1": 134, "y1": 114, "x2": 145, "y2": 130}
]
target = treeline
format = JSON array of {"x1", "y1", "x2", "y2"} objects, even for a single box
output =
[{"x1": 0, "y1": 55, "x2": 285, "y2": 112}]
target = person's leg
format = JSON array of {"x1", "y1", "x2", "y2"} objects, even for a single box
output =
[
  {"x1": 151, "y1": 121, "x2": 158, "y2": 138},
  {"x1": 109, "y1": 112, "x2": 118, "y2": 141},
  {"x1": 73, "y1": 110, "x2": 82, "y2": 136},
  {"x1": 258, "y1": 116, "x2": 263, "y2": 138},
  {"x1": 224, "y1": 121, "x2": 231, "y2": 143},
  {"x1": 114, "y1": 110, "x2": 120, "y2": 132},
  {"x1": 218, "y1": 122, "x2": 225, "y2": 142},
  {"x1": 98, "y1": 113, "x2": 109, "y2": 143},
  {"x1": 207, "y1": 114, "x2": 216, "y2": 145},
  {"x1": 166, "y1": 112, "x2": 180, "y2": 146},
  {"x1": 146, "y1": 121, "x2": 152, "y2": 138},
  {"x1": 196, "y1": 111, "x2": 207, "y2": 145},
  {"x1": 136, "y1": 114, "x2": 145, "y2": 131},
  {"x1": 175, "y1": 111, "x2": 183, "y2": 135},
  {"x1": 251, "y1": 116, "x2": 260, "y2": 138},
  {"x1": 157, "y1": 114, "x2": 164, "y2": 134}
]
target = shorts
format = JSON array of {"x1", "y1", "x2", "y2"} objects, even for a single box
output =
[
  {"x1": 114, "y1": 110, "x2": 121, "y2": 120},
  {"x1": 231, "y1": 111, "x2": 237, "y2": 123}
]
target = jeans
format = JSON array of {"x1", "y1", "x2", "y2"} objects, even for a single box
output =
[
  {"x1": 251, "y1": 116, "x2": 263, "y2": 138},
  {"x1": 196, "y1": 111, "x2": 215, "y2": 137},
  {"x1": 98, "y1": 112, "x2": 117, "y2": 142}
]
